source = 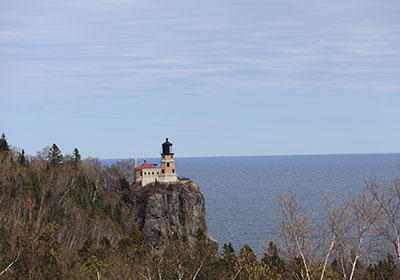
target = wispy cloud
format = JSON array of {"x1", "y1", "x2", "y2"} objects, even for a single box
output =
[{"x1": 1, "y1": 0, "x2": 399, "y2": 156}]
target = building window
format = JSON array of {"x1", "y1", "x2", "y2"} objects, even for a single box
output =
[
  {"x1": 162, "y1": 169, "x2": 165, "y2": 174},
  {"x1": 172, "y1": 169, "x2": 175, "y2": 173},
  {"x1": 167, "y1": 163, "x2": 170, "y2": 167},
  {"x1": 152, "y1": 172, "x2": 154, "y2": 175},
  {"x1": 171, "y1": 155, "x2": 174, "y2": 159}
]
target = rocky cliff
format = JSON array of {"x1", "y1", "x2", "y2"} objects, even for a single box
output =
[{"x1": 128, "y1": 180, "x2": 209, "y2": 252}]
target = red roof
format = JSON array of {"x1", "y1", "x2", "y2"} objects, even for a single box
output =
[{"x1": 136, "y1": 161, "x2": 155, "y2": 170}]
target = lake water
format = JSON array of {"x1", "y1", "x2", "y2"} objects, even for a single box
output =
[{"x1": 104, "y1": 153, "x2": 400, "y2": 254}]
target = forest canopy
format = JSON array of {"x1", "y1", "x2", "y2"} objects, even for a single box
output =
[{"x1": 0, "y1": 133, "x2": 399, "y2": 280}]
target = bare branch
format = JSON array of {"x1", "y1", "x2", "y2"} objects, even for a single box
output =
[
  {"x1": 232, "y1": 265, "x2": 242, "y2": 280},
  {"x1": 192, "y1": 260, "x2": 204, "y2": 280},
  {"x1": 0, "y1": 253, "x2": 19, "y2": 276}
]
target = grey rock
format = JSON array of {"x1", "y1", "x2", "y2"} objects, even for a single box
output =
[{"x1": 128, "y1": 180, "x2": 210, "y2": 252}]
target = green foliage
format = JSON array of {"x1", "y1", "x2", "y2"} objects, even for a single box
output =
[
  {"x1": 366, "y1": 255, "x2": 397, "y2": 280},
  {"x1": 117, "y1": 229, "x2": 147, "y2": 258},
  {"x1": 167, "y1": 183, "x2": 175, "y2": 191},
  {"x1": 119, "y1": 177, "x2": 130, "y2": 191},
  {"x1": 77, "y1": 237, "x2": 115, "y2": 280},
  {"x1": 114, "y1": 202, "x2": 127, "y2": 233},
  {"x1": 130, "y1": 223, "x2": 145, "y2": 246},
  {"x1": 48, "y1": 143, "x2": 63, "y2": 166},
  {"x1": 222, "y1": 242, "x2": 238, "y2": 274},
  {"x1": 73, "y1": 147, "x2": 81, "y2": 162},
  {"x1": 7, "y1": 220, "x2": 63, "y2": 280},
  {"x1": 18, "y1": 149, "x2": 26, "y2": 164},
  {"x1": 261, "y1": 241, "x2": 286, "y2": 277},
  {"x1": 37, "y1": 224, "x2": 62, "y2": 279},
  {"x1": 78, "y1": 237, "x2": 97, "y2": 262},
  {"x1": 83, "y1": 255, "x2": 104, "y2": 279},
  {"x1": 100, "y1": 236, "x2": 112, "y2": 249},
  {"x1": 0, "y1": 223, "x2": 13, "y2": 265},
  {"x1": 121, "y1": 192, "x2": 132, "y2": 204},
  {"x1": 70, "y1": 177, "x2": 90, "y2": 210},
  {"x1": 72, "y1": 147, "x2": 81, "y2": 169},
  {"x1": 29, "y1": 171, "x2": 41, "y2": 205},
  {"x1": 120, "y1": 177, "x2": 133, "y2": 204},
  {"x1": 0, "y1": 132, "x2": 10, "y2": 152},
  {"x1": 68, "y1": 176, "x2": 111, "y2": 219}
]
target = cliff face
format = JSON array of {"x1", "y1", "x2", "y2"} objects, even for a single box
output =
[{"x1": 129, "y1": 180, "x2": 208, "y2": 252}]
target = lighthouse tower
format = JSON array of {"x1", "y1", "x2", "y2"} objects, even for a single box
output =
[{"x1": 158, "y1": 138, "x2": 178, "y2": 183}]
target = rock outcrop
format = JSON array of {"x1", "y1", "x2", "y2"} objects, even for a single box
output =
[{"x1": 129, "y1": 180, "x2": 208, "y2": 252}]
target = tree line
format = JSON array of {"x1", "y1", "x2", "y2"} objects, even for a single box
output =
[{"x1": 0, "y1": 132, "x2": 399, "y2": 279}]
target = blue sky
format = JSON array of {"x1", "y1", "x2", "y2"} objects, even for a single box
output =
[{"x1": 1, "y1": 0, "x2": 399, "y2": 158}]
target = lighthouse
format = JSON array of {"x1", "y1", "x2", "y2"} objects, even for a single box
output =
[
  {"x1": 133, "y1": 138, "x2": 178, "y2": 186},
  {"x1": 158, "y1": 138, "x2": 178, "y2": 183}
]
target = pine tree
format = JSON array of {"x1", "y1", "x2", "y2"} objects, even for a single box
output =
[
  {"x1": 222, "y1": 243, "x2": 237, "y2": 265},
  {"x1": 48, "y1": 143, "x2": 63, "y2": 166},
  {"x1": 0, "y1": 133, "x2": 10, "y2": 152},
  {"x1": 18, "y1": 149, "x2": 26, "y2": 164},
  {"x1": 261, "y1": 241, "x2": 286, "y2": 277},
  {"x1": 73, "y1": 148, "x2": 81, "y2": 162},
  {"x1": 119, "y1": 177, "x2": 130, "y2": 191},
  {"x1": 72, "y1": 148, "x2": 81, "y2": 169}
]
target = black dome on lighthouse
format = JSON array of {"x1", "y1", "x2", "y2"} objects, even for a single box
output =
[
  {"x1": 162, "y1": 138, "x2": 173, "y2": 155},
  {"x1": 163, "y1": 138, "x2": 172, "y2": 146}
]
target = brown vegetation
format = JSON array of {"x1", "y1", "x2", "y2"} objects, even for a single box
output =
[{"x1": 0, "y1": 135, "x2": 399, "y2": 279}]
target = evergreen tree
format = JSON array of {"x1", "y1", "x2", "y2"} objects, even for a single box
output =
[
  {"x1": 366, "y1": 254, "x2": 397, "y2": 280},
  {"x1": 238, "y1": 244, "x2": 262, "y2": 279},
  {"x1": 261, "y1": 241, "x2": 286, "y2": 277},
  {"x1": 0, "y1": 133, "x2": 10, "y2": 152},
  {"x1": 18, "y1": 149, "x2": 26, "y2": 164},
  {"x1": 73, "y1": 148, "x2": 81, "y2": 162},
  {"x1": 119, "y1": 177, "x2": 130, "y2": 191},
  {"x1": 221, "y1": 242, "x2": 240, "y2": 279},
  {"x1": 222, "y1": 242, "x2": 237, "y2": 272},
  {"x1": 72, "y1": 148, "x2": 81, "y2": 169},
  {"x1": 120, "y1": 177, "x2": 132, "y2": 204},
  {"x1": 48, "y1": 143, "x2": 63, "y2": 166}
]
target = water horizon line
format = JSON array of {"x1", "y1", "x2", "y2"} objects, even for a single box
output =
[{"x1": 100, "y1": 151, "x2": 400, "y2": 161}]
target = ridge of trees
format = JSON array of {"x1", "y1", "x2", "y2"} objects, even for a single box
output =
[{"x1": 0, "y1": 132, "x2": 399, "y2": 279}]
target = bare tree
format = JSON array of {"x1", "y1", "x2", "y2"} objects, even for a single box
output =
[
  {"x1": 278, "y1": 192, "x2": 313, "y2": 280},
  {"x1": 367, "y1": 177, "x2": 400, "y2": 265},
  {"x1": 317, "y1": 193, "x2": 348, "y2": 280},
  {"x1": 334, "y1": 190, "x2": 379, "y2": 280}
]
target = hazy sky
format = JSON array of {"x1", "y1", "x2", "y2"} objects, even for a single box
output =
[{"x1": 1, "y1": 0, "x2": 399, "y2": 158}]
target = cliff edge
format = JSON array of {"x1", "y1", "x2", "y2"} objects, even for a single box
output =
[{"x1": 128, "y1": 180, "x2": 210, "y2": 252}]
